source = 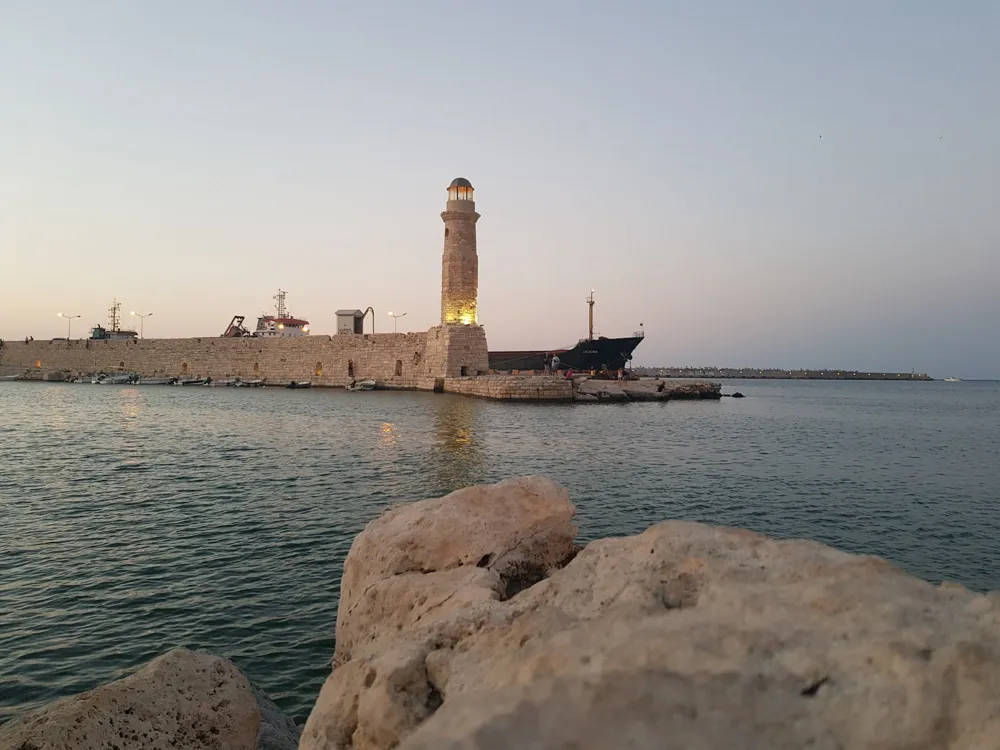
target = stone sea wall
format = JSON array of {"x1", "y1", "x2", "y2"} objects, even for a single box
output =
[
  {"x1": 442, "y1": 374, "x2": 575, "y2": 400},
  {"x1": 0, "y1": 325, "x2": 498, "y2": 390},
  {"x1": 0, "y1": 334, "x2": 434, "y2": 388},
  {"x1": 5, "y1": 476, "x2": 1000, "y2": 748}
]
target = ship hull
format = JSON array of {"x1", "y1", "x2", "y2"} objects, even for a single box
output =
[{"x1": 489, "y1": 335, "x2": 643, "y2": 373}]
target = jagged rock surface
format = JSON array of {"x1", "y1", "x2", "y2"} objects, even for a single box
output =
[
  {"x1": 302, "y1": 478, "x2": 1000, "y2": 750},
  {"x1": 573, "y1": 378, "x2": 721, "y2": 401},
  {"x1": 0, "y1": 648, "x2": 300, "y2": 750},
  {"x1": 301, "y1": 476, "x2": 578, "y2": 750}
]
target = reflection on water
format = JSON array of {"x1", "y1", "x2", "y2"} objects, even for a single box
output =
[
  {"x1": 1, "y1": 380, "x2": 999, "y2": 726},
  {"x1": 117, "y1": 389, "x2": 142, "y2": 428},
  {"x1": 430, "y1": 397, "x2": 486, "y2": 494}
]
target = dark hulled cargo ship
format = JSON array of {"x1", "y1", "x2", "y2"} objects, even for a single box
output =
[{"x1": 488, "y1": 292, "x2": 644, "y2": 373}]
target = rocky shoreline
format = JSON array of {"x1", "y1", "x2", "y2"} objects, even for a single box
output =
[{"x1": 5, "y1": 477, "x2": 1000, "y2": 749}]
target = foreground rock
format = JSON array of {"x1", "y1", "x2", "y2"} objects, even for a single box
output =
[
  {"x1": 302, "y1": 476, "x2": 577, "y2": 749},
  {"x1": 302, "y1": 477, "x2": 1000, "y2": 750},
  {"x1": 0, "y1": 649, "x2": 299, "y2": 750}
]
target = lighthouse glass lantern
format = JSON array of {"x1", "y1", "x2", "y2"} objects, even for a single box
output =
[{"x1": 447, "y1": 179, "x2": 474, "y2": 201}]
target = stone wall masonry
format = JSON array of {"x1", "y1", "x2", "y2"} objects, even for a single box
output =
[
  {"x1": 440, "y1": 202, "x2": 479, "y2": 325},
  {"x1": 425, "y1": 324, "x2": 490, "y2": 379},
  {"x1": 0, "y1": 334, "x2": 435, "y2": 388},
  {"x1": 443, "y1": 374, "x2": 575, "y2": 401}
]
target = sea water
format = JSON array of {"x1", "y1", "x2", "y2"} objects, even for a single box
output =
[{"x1": 1, "y1": 379, "x2": 998, "y2": 723}]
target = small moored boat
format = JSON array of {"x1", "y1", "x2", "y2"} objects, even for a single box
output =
[
  {"x1": 0, "y1": 374, "x2": 19, "y2": 382},
  {"x1": 101, "y1": 374, "x2": 136, "y2": 385},
  {"x1": 286, "y1": 381, "x2": 312, "y2": 389},
  {"x1": 233, "y1": 378, "x2": 264, "y2": 388},
  {"x1": 137, "y1": 377, "x2": 176, "y2": 385},
  {"x1": 175, "y1": 377, "x2": 209, "y2": 386},
  {"x1": 346, "y1": 379, "x2": 376, "y2": 391}
]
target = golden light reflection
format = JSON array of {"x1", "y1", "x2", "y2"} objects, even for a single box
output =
[
  {"x1": 118, "y1": 389, "x2": 141, "y2": 429},
  {"x1": 380, "y1": 422, "x2": 398, "y2": 447},
  {"x1": 432, "y1": 399, "x2": 484, "y2": 492}
]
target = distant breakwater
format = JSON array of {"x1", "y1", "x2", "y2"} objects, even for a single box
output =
[{"x1": 636, "y1": 367, "x2": 932, "y2": 381}]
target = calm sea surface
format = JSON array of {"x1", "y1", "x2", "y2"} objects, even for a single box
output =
[{"x1": 1, "y1": 379, "x2": 998, "y2": 724}]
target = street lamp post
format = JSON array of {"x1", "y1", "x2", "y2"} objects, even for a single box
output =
[
  {"x1": 57, "y1": 312, "x2": 80, "y2": 340},
  {"x1": 131, "y1": 311, "x2": 153, "y2": 339},
  {"x1": 387, "y1": 311, "x2": 407, "y2": 333}
]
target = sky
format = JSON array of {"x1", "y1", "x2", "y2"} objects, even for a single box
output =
[{"x1": 2, "y1": 1, "x2": 998, "y2": 377}]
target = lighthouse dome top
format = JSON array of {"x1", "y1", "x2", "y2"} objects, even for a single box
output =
[{"x1": 447, "y1": 177, "x2": 475, "y2": 201}]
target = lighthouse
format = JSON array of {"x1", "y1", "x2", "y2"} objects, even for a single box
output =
[
  {"x1": 440, "y1": 177, "x2": 480, "y2": 325},
  {"x1": 425, "y1": 177, "x2": 489, "y2": 380}
]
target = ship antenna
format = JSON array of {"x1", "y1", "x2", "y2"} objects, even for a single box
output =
[
  {"x1": 274, "y1": 289, "x2": 287, "y2": 319},
  {"x1": 587, "y1": 290, "x2": 595, "y2": 340},
  {"x1": 108, "y1": 299, "x2": 121, "y2": 331}
]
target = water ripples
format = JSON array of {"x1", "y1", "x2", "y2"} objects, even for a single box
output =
[{"x1": 1, "y1": 379, "x2": 999, "y2": 724}]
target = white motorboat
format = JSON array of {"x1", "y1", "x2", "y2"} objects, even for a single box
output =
[
  {"x1": 0, "y1": 374, "x2": 19, "y2": 382},
  {"x1": 233, "y1": 378, "x2": 264, "y2": 388},
  {"x1": 943, "y1": 377, "x2": 961, "y2": 382},
  {"x1": 346, "y1": 379, "x2": 376, "y2": 391},
  {"x1": 101, "y1": 374, "x2": 135, "y2": 385},
  {"x1": 136, "y1": 377, "x2": 175, "y2": 385}
]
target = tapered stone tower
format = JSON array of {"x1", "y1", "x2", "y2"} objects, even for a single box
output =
[
  {"x1": 440, "y1": 177, "x2": 480, "y2": 325},
  {"x1": 425, "y1": 177, "x2": 490, "y2": 380}
]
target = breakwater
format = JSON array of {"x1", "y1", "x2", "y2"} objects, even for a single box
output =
[
  {"x1": 636, "y1": 366, "x2": 932, "y2": 381},
  {"x1": 0, "y1": 337, "x2": 720, "y2": 401},
  {"x1": 0, "y1": 326, "x2": 491, "y2": 391}
]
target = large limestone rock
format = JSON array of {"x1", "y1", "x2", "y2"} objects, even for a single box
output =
[
  {"x1": 0, "y1": 648, "x2": 299, "y2": 750},
  {"x1": 301, "y1": 476, "x2": 577, "y2": 750},
  {"x1": 302, "y1": 477, "x2": 1000, "y2": 750}
]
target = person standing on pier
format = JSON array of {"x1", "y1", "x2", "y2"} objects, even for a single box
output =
[{"x1": 551, "y1": 354, "x2": 561, "y2": 374}]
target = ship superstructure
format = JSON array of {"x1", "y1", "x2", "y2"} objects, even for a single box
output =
[
  {"x1": 91, "y1": 299, "x2": 138, "y2": 340},
  {"x1": 253, "y1": 290, "x2": 311, "y2": 338}
]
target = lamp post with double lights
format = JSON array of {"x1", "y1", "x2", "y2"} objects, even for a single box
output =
[
  {"x1": 131, "y1": 311, "x2": 152, "y2": 339},
  {"x1": 387, "y1": 311, "x2": 407, "y2": 333},
  {"x1": 57, "y1": 312, "x2": 80, "y2": 340}
]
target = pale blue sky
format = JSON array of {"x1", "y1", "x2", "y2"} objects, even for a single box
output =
[{"x1": 2, "y1": 1, "x2": 998, "y2": 377}]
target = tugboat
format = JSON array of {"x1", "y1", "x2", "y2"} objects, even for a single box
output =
[
  {"x1": 488, "y1": 291, "x2": 644, "y2": 373},
  {"x1": 220, "y1": 290, "x2": 311, "y2": 338}
]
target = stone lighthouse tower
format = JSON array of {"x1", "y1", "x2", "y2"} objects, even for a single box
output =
[
  {"x1": 425, "y1": 177, "x2": 490, "y2": 380},
  {"x1": 440, "y1": 177, "x2": 480, "y2": 325}
]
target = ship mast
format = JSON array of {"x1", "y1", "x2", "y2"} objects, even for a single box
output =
[
  {"x1": 587, "y1": 290, "x2": 595, "y2": 340},
  {"x1": 274, "y1": 289, "x2": 287, "y2": 319},
  {"x1": 108, "y1": 299, "x2": 121, "y2": 332}
]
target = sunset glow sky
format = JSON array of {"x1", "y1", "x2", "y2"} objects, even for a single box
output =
[{"x1": 3, "y1": 1, "x2": 998, "y2": 377}]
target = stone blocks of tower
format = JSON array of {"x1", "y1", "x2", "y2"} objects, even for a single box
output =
[{"x1": 440, "y1": 177, "x2": 481, "y2": 325}]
